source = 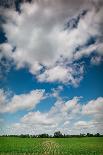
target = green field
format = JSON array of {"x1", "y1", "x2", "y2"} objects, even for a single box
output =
[{"x1": 0, "y1": 137, "x2": 103, "y2": 155}]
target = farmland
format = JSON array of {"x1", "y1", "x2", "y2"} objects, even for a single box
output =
[{"x1": 0, "y1": 137, "x2": 103, "y2": 155}]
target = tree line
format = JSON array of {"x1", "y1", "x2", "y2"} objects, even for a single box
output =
[{"x1": 0, "y1": 131, "x2": 103, "y2": 138}]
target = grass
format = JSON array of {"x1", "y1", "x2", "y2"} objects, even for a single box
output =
[{"x1": 0, "y1": 137, "x2": 103, "y2": 155}]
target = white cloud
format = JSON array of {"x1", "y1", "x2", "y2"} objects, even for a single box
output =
[
  {"x1": 82, "y1": 97, "x2": 103, "y2": 115},
  {"x1": 0, "y1": 89, "x2": 7, "y2": 104},
  {"x1": 74, "y1": 121, "x2": 93, "y2": 129},
  {"x1": 81, "y1": 97, "x2": 103, "y2": 133},
  {"x1": 0, "y1": 0, "x2": 103, "y2": 85},
  {"x1": 74, "y1": 120, "x2": 103, "y2": 134},
  {"x1": 91, "y1": 56, "x2": 103, "y2": 65},
  {"x1": 0, "y1": 43, "x2": 12, "y2": 60},
  {"x1": 74, "y1": 42, "x2": 103, "y2": 60},
  {"x1": 21, "y1": 111, "x2": 54, "y2": 126},
  {"x1": 1, "y1": 96, "x2": 102, "y2": 135},
  {"x1": 0, "y1": 89, "x2": 45, "y2": 113},
  {"x1": 38, "y1": 65, "x2": 84, "y2": 86},
  {"x1": 51, "y1": 85, "x2": 63, "y2": 100},
  {"x1": 5, "y1": 97, "x2": 81, "y2": 135},
  {"x1": 38, "y1": 66, "x2": 68, "y2": 82}
]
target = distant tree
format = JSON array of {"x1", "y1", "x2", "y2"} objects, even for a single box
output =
[
  {"x1": 87, "y1": 133, "x2": 93, "y2": 137},
  {"x1": 1, "y1": 132, "x2": 103, "y2": 138},
  {"x1": 20, "y1": 134, "x2": 30, "y2": 138},
  {"x1": 95, "y1": 133, "x2": 100, "y2": 137},
  {"x1": 54, "y1": 131, "x2": 63, "y2": 138},
  {"x1": 37, "y1": 134, "x2": 49, "y2": 138},
  {"x1": 80, "y1": 133, "x2": 86, "y2": 137}
]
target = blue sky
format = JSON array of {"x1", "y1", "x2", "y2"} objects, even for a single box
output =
[
  {"x1": 4, "y1": 62, "x2": 103, "y2": 102},
  {"x1": 0, "y1": 0, "x2": 103, "y2": 135},
  {"x1": 2, "y1": 62, "x2": 103, "y2": 125}
]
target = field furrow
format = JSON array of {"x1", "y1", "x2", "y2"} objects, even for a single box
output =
[{"x1": 0, "y1": 137, "x2": 103, "y2": 155}]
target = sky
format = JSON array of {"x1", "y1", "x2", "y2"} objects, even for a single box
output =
[{"x1": 0, "y1": 0, "x2": 103, "y2": 135}]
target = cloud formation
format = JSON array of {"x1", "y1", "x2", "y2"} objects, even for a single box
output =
[
  {"x1": 1, "y1": 94, "x2": 103, "y2": 135},
  {"x1": 0, "y1": 0, "x2": 103, "y2": 85},
  {"x1": 37, "y1": 65, "x2": 84, "y2": 86},
  {"x1": 0, "y1": 0, "x2": 103, "y2": 135},
  {"x1": 0, "y1": 89, "x2": 45, "y2": 113}
]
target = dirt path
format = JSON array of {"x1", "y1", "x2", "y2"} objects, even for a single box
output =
[{"x1": 42, "y1": 139, "x2": 60, "y2": 155}]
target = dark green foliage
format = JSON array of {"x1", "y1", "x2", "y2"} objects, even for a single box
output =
[{"x1": 0, "y1": 132, "x2": 102, "y2": 138}]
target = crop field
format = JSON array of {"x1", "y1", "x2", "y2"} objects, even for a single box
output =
[{"x1": 0, "y1": 137, "x2": 103, "y2": 155}]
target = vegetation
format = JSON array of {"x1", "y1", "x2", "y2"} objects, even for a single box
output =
[
  {"x1": 0, "y1": 136, "x2": 103, "y2": 155},
  {"x1": 0, "y1": 131, "x2": 103, "y2": 138}
]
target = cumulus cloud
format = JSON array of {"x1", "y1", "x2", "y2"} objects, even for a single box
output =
[
  {"x1": 5, "y1": 97, "x2": 81, "y2": 135},
  {"x1": 81, "y1": 97, "x2": 103, "y2": 133},
  {"x1": 74, "y1": 121, "x2": 93, "y2": 129},
  {"x1": 82, "y1": 97, "x2": 103, "y2": 115},
  {"x1": 0, "y1": 89, "x2": 45, "y2": 113},
  {"x1": 21, "y1": 111, "x2": 54, "y2": 126},
  {"x1": 1, "y1": 96, "x2": 102, "y2": 135},
  {"x1": 74, "y1": 41, "x2": 103, "y2": 61},
  {"x1": 0, "y1": 43, "x2": 12, "y2": 81},
  {"x1": 0, "y1": 89, "x2": 8, "y2": 106},
  {"x1": 91, "y1": 56, "x2": 103, "y2": 65},
  {"x1": 0, "y1": 0, "x2": 103, "y2": 85},
  {"x1": 37, "y1": 65, "x2": 84, "y2": 86},
  {"x1": 19, "y1": 97, "x2": 81, "y2": 128}
]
